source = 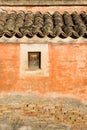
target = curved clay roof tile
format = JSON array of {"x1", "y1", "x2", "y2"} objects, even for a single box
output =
[
  {"x1": 83, "y1": 32, "x2": 87, "y2": 38},
  {"x1": 0, "y1": 11, "x2": 86, "y2": 39},
  {"x1": 0, "y1": 11, "x2": 7, "y2": 36},
  {"x1": 0, "y1": 11, "x2": 7, "y2": 22},
  {"x1": 78, "y1": 25, "x2": 87, "y2": 36},
  {"x1": 63, "y1": 26, "x2": 73, "y2": 36},
  {"x1": 24, "y1": 12, "x2": 34, "y2": 26},
  {"x1": 15, "y1": 31, "x2": 24, "y2": 38},
  {"x1": 63, "y1": 12, "x2": 73, "y2": 26},
  {"x1": 53, "y1": 12, "x2": 63, "y2": 27},
  {"x1": 43, "y1": 12, "x2": 53, "y2": 36},
  {"x1": 7, "y1": 11, "x2": 16, "y2": 20},
  {"x1": 80, "y1": 12, "x2": 87, "y2": 25}
]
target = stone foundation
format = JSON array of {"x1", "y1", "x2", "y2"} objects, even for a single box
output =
[{"x1": 0, "y1": 93, "x2": 86, "y2": 130}]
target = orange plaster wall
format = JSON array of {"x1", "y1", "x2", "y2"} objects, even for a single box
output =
[
  {"x1": 0, "y1": 43, "x2": 20, "y2": 92},
  {"x1": 0, "y1": 43, "x2": 87, "y2": 101},
  {"x1": 49, "y1": 44, "x2": 87, "y2": 100}
]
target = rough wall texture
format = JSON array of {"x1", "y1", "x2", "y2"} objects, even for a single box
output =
[
  {"x1": 0, "y1": 6, "x2": 87, "y2": 130},
  {"x1": 0, "y1": 94, "x2": 87, "y2": 130},
  {"x1": 0, "y1": 0, "x2": 86, "y2": 5},
  {"x1": 0, "y1": 43, "x2": 19, "y2": 92},
  {"x1": 0, "y1": 43, "x2": 87, "y2": 101},
  {"x1": 0, "y1": 6, "x2": 87, "y2": 13}
]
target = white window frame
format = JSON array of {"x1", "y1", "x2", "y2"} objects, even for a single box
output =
[{"x1": 20, "y1": 44, "x2": 49, "y2": 76}]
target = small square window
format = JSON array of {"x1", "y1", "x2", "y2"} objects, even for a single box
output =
[
  {"x1": 28, "y1": 52, "x2": 41, "y2": 70},
  {"x1": 20, "y1": 44, "x2": 49, "y2": 76}
]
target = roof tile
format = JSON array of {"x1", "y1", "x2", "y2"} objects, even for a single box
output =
[{"x1": 0, "y1": 10, "x2": 87, "y2": 39}]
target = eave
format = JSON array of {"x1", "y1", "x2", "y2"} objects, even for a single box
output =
[{"x1": 0, "y1": 0, "x2": 87, "y2": 6}]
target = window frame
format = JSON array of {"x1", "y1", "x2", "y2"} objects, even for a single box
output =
[{"x1": 20, "y1": 44, "x2": 49, "y2": 77}]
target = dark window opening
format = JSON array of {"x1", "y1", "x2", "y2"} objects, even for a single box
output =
[{"x1": 28, "y1": 52, "x2": 41, "y2": 70}]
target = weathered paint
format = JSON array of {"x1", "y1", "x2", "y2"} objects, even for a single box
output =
[
  {"x1": 0, "y1": 6, "x2": 87, "y2": 130},
  {"x1": 0, "y1": 43, "x2": 87, "y2": 101},
  {"x1": 0, "y1": 94, "x2": 87, "y2": 130}
]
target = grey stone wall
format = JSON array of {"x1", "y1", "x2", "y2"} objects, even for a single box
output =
[{"x1": 0, "y1": 94, "x2": 87, "y2": 130}]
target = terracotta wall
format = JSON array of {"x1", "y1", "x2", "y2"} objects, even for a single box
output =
[
  {"x1": 0, "y1": 5, "x2": 87, "y2": 101},
  {"x1": 0, "y1": 6, "x2": 87, "y2": 130},
  {"x1": 0, "y1": 43, "x2": 87, "y2": 101}
]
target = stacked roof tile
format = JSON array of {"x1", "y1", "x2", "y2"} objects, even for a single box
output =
[{"x1": 0, "y1": 10, "x2": 87, "y2": 39}]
